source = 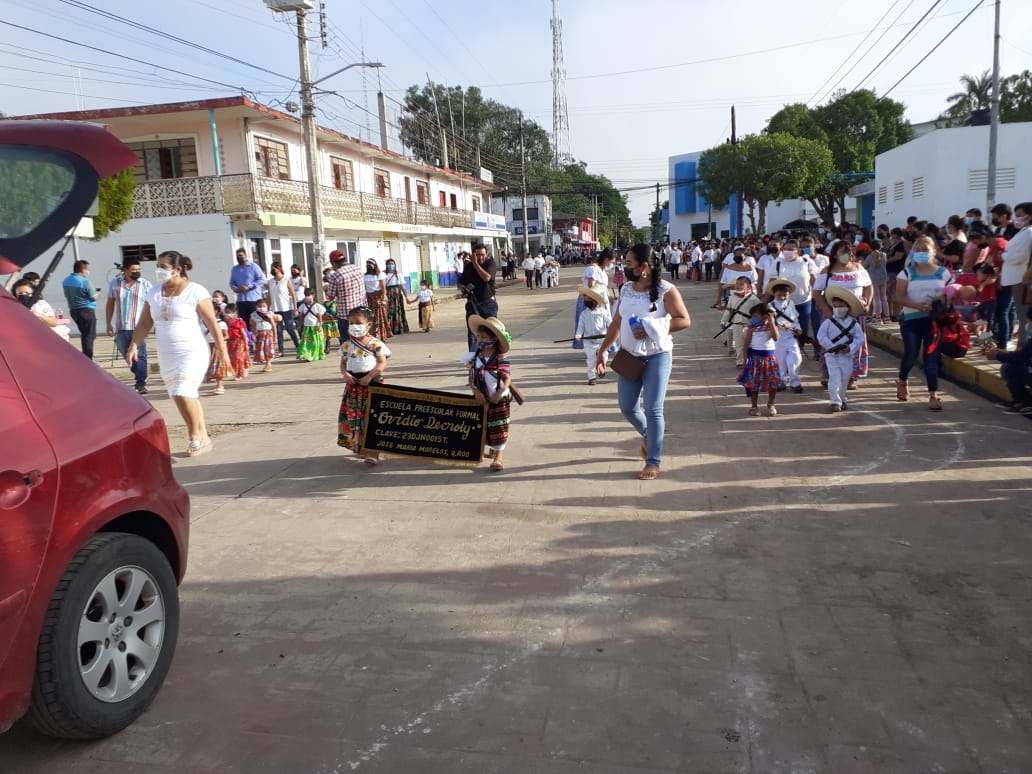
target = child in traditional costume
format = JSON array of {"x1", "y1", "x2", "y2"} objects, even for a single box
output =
[
  {"x1": 223, "y1": 303, "x2": 251, "y2": 379},
  {"x1": 817, "y1": 286, "x2": 865, "y2": 412},
  {"x1": 464, "y1": 315, "x2": 513, "y2": 471},
  {"x1": 574, "y1": 285, "x2": 612, "y2": 385},
  {"x1": 720, "y1": 275, "x2": 761, "y2": 367},
  {"x1": 250, "y1": 299, "x2": 279, "y2": 372},
  {"x1": 766, "y1": 277, "x2": 804, "y2": 393},
  {"x1": 296, "y1": 288, "x2": 327, "y2": 362},
  {"x1": 411, "y1": 279, "x2": 435, "y2": 332},
  {"x1": 337, "y1": 305, "x2": 390, "y2": 465},
  {"x1": 736, "y1": 302, "x2": 783, "y2": 416}
]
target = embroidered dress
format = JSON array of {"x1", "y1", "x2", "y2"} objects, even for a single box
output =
[
  {"x1": 385, "y1": 274, "x2": 410, "y2": 334},
  {"x1": 206, "y1": 320, "x2": 229, "y2": 381},
  {"x1": 250, "y1": 311, "x2": 276, "y2": 364},
  {"x1": 736, "y1": 320, "x2": 784, "y2": 393},
  {"x1": 337, "y1": 337, "x2": 390, "y2": 452},
  {"x1": 470, "y1": 350, "x2": 512, "y2": 451},
  {"x1": 322, "y1": 299, "x2": 340, "y2": 343},
  {"x1": 225, "y1": 318, "x2": 252, "y2": 374},
  {"x1": 297, "y1": 300, "x2": 327, "y2": 361},
  {"x1": 364, "y1": 273, "x2": 392, "y2": 340}
]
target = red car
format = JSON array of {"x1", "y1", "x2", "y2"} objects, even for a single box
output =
[{"x1": 0, "y1": 121, "x2": 190, "y2": 738}]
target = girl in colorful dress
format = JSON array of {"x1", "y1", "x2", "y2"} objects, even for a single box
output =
[
  {"x1": 363, "y1": 259, "x2": 392, "y2": 340},
  {"x1": 223, "y1": 303, "x2": 251, "y2": 379},
  {"x1": 465, "y1": 315, "x2": 513, "y2": 471},
  {"x1": 249, "y1": 299, "x2": 279, "y2": 372},
  {"x1": 736, "y1": 302, "x2": 783, "y2": 416},
  {"x1": 322, "y1": 298, "x2": 340, "y2": 349},
  {"x1": 296, "y1": 288, "x2": 327, "y2": 362},
  {"x1": 205, "y1": 312, "x2": 229, "y2": 395},
  {"x1": 411, "y1": 279, "x2": 435, "y2": 332},
  {"x1": 337, "y1": 306, "x2": 390, "y2": 465},
  {"x1": 384, "y1": 259, "x2": 410, "y2": 334}
]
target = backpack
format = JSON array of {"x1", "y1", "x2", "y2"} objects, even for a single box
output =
[{"x1": 930, "y1": 308, "x2": 970, "y2": 359}]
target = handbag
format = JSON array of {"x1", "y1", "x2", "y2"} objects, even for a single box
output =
[{"x1": 610, "y1": 348, "x2": 645, "y2": 381}]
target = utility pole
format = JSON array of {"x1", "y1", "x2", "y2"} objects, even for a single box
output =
[
  {"x1": 986, "y1": 0, "x2": 1001, "y2": 213},
  {"x1": 731, "y1": 104, "x2": 743, "y2": 239},
  {"x1": 295, "y1": 7, "x2": 325, "y2": 290},
  {"x1": 519, "y1": 110, "x2": 530, "y2": 259},
  {"x1": 655, "y1": 181, "x2": 661, "y2": 243}
]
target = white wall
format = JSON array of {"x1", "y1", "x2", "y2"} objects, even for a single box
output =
[{"x1": 874, "y1": 122, "x2": 1031, "y2": 227}]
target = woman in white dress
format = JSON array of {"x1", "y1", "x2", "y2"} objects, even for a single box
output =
[{"x1": 126, "y1": 251, "x2": 231, "y2": 457}]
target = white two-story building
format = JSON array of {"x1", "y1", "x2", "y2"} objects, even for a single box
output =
[
  {"x1": 492, "y1": 195, "x2": 553, "y2": 256},
  {"x1": 16, "y1": 96, "x2": 507, "y2": 298}
]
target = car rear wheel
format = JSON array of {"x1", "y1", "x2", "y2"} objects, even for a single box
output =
[{"x1": 27, "y1": 532, "x2": 179, "y2": 739}]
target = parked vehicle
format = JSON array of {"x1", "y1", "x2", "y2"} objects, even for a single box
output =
[{"x1": 0, "y1": 121, "x2": 190, "y2": 738}]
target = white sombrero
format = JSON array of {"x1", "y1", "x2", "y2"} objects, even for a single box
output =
[
  {"x1": 577, "y1": 285, "x2": 608, "y2": 307},
  {"x1": 824, "y1": 285, "x2": 865, "y2": 318},
  {"x1": 763, "y1": 276, "x2": 797, "y2": 297},
  {"x1": 467, "y1": 315, "x2": 512, "y2": 354}
]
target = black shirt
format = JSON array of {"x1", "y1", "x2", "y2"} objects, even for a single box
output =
[{"x1": 459, "y1": 257, "x2": 496, "y2": 305}]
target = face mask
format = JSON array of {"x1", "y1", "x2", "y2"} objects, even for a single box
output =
[
  {"x1": 386, "y1": 264, "x2": 396, "y2": 270},
  {"x1": 837, "y1": 253, "x2": 851, "y2": 264},
  {"x1": 17, "y1": 294, "x2": 33, "y2": 308},
  {"x1": 1025, "y1": 323, "x2": 1032, "y2": 337},
  {"x1": 257, "y1": 307, "x2": 268, "y2": 315},
  {"x1": 155, "y1": 268, "x2": 173, "y2": 283},
  {"x1": 781, "y1": 250, "x2": 795, "y2": 260},
  {"x1": 129, "y1": 271, "x2": 141, "y2": 280},
  {"x1": 965, "y1": 217, "x2": 974, "y2": 225},
  {"x1": 833, "y1": 305, "x2": 849, "y2": 319},
  {"x1": 623, "y1": 266, "x2": 639, "y2": 282},
  {"x1": 801, "y1": 247, "x2": 813, "y2": 256},
  {"x1": 348, "y1": 324, "x2": 368, "y2": 337},
  {"x1": 911, "y1": 251, "x2": 931, "y2": 264}
]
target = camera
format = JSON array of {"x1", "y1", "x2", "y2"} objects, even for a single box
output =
[{"x1": 460, "y1": 283, "x2": 477, "y2": 298}]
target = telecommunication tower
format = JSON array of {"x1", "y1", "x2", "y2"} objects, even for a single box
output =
[{"x1": 550, "y1": 0, "x2": 571, "y2": 168}]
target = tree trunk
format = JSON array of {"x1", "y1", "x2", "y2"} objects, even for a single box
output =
[
  {"x1": 808, "y1": 195, "x2": 837, "y2": 228},
  {"x1": 836, "y1": 193, "x2": 848, "y2": 225},
  {"x1": 756, "y1": 199, "x2": 768, "y2": 235},
  {"x1": 745, "y1": 197, "x2": 758, "y2": 234}
]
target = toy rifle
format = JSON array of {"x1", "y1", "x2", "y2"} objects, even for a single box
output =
[{"x1": 552, "y1": 334, "x2": 607, "y2": 343}]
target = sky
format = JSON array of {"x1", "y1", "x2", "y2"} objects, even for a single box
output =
[{"x1": 2, "y1": 0, "x2": 1030, "y2": 225}]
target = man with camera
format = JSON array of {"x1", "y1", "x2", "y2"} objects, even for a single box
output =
[{"x1": 460, "y1": 243, "x2": 498, "y2": 351}]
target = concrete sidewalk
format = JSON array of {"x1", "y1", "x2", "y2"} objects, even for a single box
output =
[{"x1": 3, "y1": 277, "x2": 1031, "y2": 773}]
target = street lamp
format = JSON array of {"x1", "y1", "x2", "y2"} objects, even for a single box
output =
[{"x1": 264, "y1": 1, "x2": 383, "y2": 290}]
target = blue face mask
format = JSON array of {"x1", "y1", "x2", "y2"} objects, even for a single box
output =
[
  {"x1": 801, "y1": 247, "x2": 813, "y2": 255},
  {"x1": 965, "y1": 217, "x2": 974, "y2": 225},
  {"x1": 912, "y1": 251, "x2": 931, "y2": 264},
  {"x1": 1025, "y1": 323, "x2": 1032, "y2": 337}
]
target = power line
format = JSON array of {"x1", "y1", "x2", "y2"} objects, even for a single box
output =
[
  {"x1": 882, "y1": 0, "x2": 988, "y2": 98},
  {"x1": 851, "y1": 0, "x2": 945, "y2": 92}
]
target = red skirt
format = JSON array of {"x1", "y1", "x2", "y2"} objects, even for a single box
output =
[{"x1": 737, "y1": 349, "x2": 784, "y2": 393}]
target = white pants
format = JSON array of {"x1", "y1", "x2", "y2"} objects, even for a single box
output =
[
  {"x1": 730, "y1": 324, "x2": 747, "y2": 366},
  {"x1": 584, "y1": 338, "x2": 604, "y2": 379},
  {"x1": 775, "y1": 334, "x2": 802, "y2": 387},
  {"x1": 825, "y1": 352, "x2": 853, "y2": 406}
]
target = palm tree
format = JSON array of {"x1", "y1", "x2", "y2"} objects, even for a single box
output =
[{"x1": 939, "y1": 71, "x2": 993, "y2": 125}]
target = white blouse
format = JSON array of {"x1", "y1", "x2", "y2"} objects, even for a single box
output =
[{"x1": 616, "y1": 280, "x2": 675, "y2": 356}]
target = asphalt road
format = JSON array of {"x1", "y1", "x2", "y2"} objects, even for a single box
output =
[{"x1": 3, "y1": 276, "x2": 1031, "y2": 773}]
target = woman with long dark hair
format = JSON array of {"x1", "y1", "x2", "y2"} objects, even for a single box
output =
[
  {"x1": 363, "y1": 258, "x2": 392, "y2": 339},
  {"x1": 596, "y1": 244, "x2": 691, "y2": 480}
]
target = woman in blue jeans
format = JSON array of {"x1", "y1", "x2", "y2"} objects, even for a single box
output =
[
  {"x1": 894, "y1": 236, "x2": 950, "y2": 410},
  {"x1": 596, "y1": 244, "x2": 691, "y2": 480}
]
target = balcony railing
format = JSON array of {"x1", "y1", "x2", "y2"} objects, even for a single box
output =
[{"x1": 131, "y1": 173, "x2": 477, "y2": 230}]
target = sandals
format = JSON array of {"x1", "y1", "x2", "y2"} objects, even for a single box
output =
[
  {"x1": 896, "y1": 379, "x2": 909, "y2": 402},
  {"x1": 212, "y1": 386, "x2": 225, "y2": 395},
  {"x1": 186, "y1": 437, "x2": 212, "y2": 457},
  {"x1": 929, "y1": 394, "x2": 943, "y2": 412},
  {"x1": 490, "y1": 457, "x2": 504, "y2": 471},
  {"x1": 638, "y1": 465, "x2": 660, "y2": 481},
  {"x1": 363, "y1": 456, "x2": 379, "y2": 466}
]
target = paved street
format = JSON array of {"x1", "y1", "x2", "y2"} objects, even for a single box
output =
[{"x1": 3, "y1": 277, "x2": 1031, "y2": 773}]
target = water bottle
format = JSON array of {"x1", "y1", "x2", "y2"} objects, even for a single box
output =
[{"x1": 628, "y1": 314, "x2": 644, "y2": 336}]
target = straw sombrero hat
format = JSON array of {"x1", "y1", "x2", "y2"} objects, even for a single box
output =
[
  {"x1": 467, "y1": 315, "x2": 512, "y2": 354},
  {"x1": 824, "y1": 285, "x2": 865, "y2": 318},
  {"x1": 577, "y1": 285, "x2": 608, "y2": 307},
  {"x1": 763, "y1": 276, "x2": 797, "y2": 297}
]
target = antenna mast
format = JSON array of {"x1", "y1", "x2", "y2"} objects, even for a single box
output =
[{"x1": 550, "y1": 0, "x2": 571, "y2": 168}]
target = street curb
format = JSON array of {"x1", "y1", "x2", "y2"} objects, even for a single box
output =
[{"x1": 865, "y1": 321, "x2": 1010, "y2": 402}]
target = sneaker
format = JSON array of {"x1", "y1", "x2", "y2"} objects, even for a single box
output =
[
  {"x1": 841, "y1": 402, "x2": 848, "y2": 411},
  {"x1": 830, "y1": 404, "x2": 842, "y2": 413},
  {"x1": 134, "y1": 383, "x2": 148, "y2": 395},
  {"x1": 748, "y1": 407, "x2": 759, "y2": 416},
  {"x1": 790, "y1": 385, "x2": 804, "y2": 394},
  {"x1": 763, "y1": 405, "x2": 778, "y2": 417},
  {"x1": 587, "y1": 378, "x2": 597, "y2": 386},
  {"x1": 776, "y1": 384, "x2": 786, "y2": 392}
]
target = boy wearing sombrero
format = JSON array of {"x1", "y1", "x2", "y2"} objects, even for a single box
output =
[
  {"x1": 574, "y1": 285, "x2": 612, "y2": 386},
  {"x1": 466, "y1": 315, "x2": 514, "y2": 471},
  {"x1": 766, "y1": 276, "x2": 804, "y2": 393},
  {"x1": 816, "y1": 286, "x2": 865, "y2": 412}
]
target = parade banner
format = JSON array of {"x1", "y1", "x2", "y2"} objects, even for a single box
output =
[{"x1": 361, "y1": 384, "x2": 487, "y2": 466}]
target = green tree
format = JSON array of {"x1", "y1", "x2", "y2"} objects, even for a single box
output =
[
  {"x1": 741, "y1": 133, "x2": 835, "y2": 234},
  {"x1": 93, "y1": 168, "x2": 136, "y2": 239},
  {"x1": 696, "y1": 141, "x2": 744, "y2": 211},
  {"x1": 938, "y1": 70, "x2": 993, "y2": 126},
  {"x1": 1000, "y1": 70, "x2": 1032, "y2": 123}
]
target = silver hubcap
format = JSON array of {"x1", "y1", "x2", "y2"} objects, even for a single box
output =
[{"x1": 77, "y1": 566, "x2": 165, "y2": 703}]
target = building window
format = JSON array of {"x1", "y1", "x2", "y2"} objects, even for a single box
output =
[
  {"x1": 255, "y1": 136, "x2": 290, "y2": 179},
  {"x1": 373, "y1": 168, "x2": 391, "y2": 198},
  {"x1": 334, "y1": 241, "x2": 359, "y2": 264},
  {"x1": 911, "y1": 177, "x2": 924, "y2": 198},
  {"x1": 126, "y1": 138, "x2": 198, "y2": 182},
  {"x1": 439, "y1": 190, "x2": 447, "y2": 208},
  {"x1": 877, "y1": 186, "x2": 888, "y2": 205},
  {"x1": 269, "y1": 238, "x2": 282, "y2": 263},
  {"x1": 513, "y1": 208, "x2": 524, "y2": 221},
  {"x1": 450, "y1": 193, "x2": 458, "y2": 210},
  {"x1": 472, "y1": 195, "x2": 481, "y2": 211},
  {"x1": 416, "y1": 181, "x2": 429, "y2": 204},
  {"x1": 120, "y1": 244, "x2": 157, "y2": 263},
  {"x1": 527, "y1": 207, "x2": 540, "y2": 221},
  {"x1": 331, "y1": 157, "x2": 354, "y2": 191},
  {"x1": 893, "y1": 181, "x2": 904, "y2": 201}
]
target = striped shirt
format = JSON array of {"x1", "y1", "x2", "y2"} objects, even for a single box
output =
[{"x1": 107, "y1": 276, "x2": 153, "y2": 331}]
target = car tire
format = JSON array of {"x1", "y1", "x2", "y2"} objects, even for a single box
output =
[{"x1": 27, "y1": 532, "x2": 179, "y2": 739}]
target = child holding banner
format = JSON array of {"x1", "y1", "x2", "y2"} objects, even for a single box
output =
[
  {"x1": 465, "y1": 315, "x2": 513, "y2": 471},
  {"x1": 338, "y1": 305, "x2": 391, "y2": 465}
]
